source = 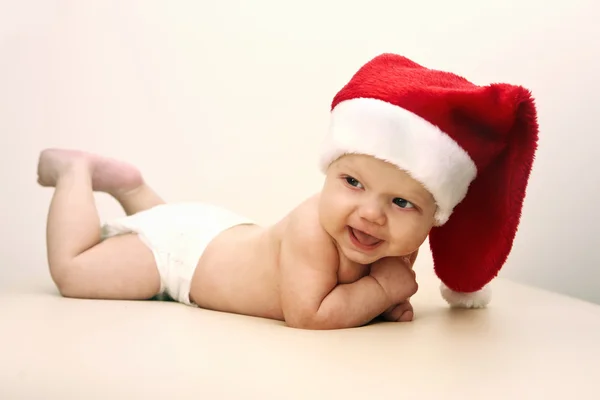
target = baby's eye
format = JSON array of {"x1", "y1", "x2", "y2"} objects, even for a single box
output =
[
  {"x1": 393, "y1": 198, "x2": 415, "y2": 209},
  {"x1": 345, "y1": 176, "x2": 363, "y2": 188}
]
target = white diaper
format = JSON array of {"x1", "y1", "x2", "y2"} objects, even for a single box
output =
[{"x1": 100, "y1": 202, "x2": 254, "y2": 306}]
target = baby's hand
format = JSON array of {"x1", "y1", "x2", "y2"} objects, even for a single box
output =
[
  {"x1": 369, "y1": 256, "x2": 418, "y2": 304},
  {"x1": 381, "y1": 300, "x2": 414, "y2": 322}
]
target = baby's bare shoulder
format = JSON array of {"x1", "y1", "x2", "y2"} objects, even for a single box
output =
[
  {"x1": 278, "y1": 195, "x2": 343, "y2": 329},
  {"x1": 281, "y1": 195, "x2": 338, "y2": 268}
]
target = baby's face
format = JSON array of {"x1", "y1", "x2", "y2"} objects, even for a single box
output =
[{"x1": 319, "y1": 154, "x2": 437, "y2": 265}]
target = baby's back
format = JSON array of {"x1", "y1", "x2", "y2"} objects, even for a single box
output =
[
  {"x1": 188, "y1": 195, "x2": 369, "y2": 322},
  {"x1": 189, "y1": 219, "x2": 284, "y2": 320}
]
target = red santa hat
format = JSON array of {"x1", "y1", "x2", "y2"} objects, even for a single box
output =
[{"x1": 319, "y1": 53, "x2": 539, "y2": 308}]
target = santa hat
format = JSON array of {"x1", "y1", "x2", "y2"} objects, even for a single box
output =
[{"x1": 319, "y1": 53, "x2": 539, "y2": 308}]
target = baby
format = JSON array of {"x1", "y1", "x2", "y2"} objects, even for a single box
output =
[{"x1": 37, "y1": 54, "x2": 539, "y2": 329}]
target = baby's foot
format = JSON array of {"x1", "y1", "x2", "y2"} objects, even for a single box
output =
[{"x1": 37, "y1": 148, "x2": 144, "y2": 195}]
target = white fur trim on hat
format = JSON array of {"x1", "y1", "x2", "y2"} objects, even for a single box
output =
[
  {"x1": 440, "y1": 282, "x2": 492, "y2": 308},
  {"x1": 319, "y1": 98, "x2": 478, "y2": 225}
]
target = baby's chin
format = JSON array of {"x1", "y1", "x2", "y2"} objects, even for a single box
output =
[
  {"x1": 331, "y1": 230, "x2": 406, "y2": 265},
  {"x1": 339, "y1": 245, "x2": 386, "y2": 266},
  {"x1": 344, "y1": 246, "x2": 420, "y2": 266}
]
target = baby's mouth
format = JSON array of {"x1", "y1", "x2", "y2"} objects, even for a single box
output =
[{"x1": 349, "y1": 227, "x2": 383, "y2": 247}]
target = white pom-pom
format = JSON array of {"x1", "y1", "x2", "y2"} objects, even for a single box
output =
[{"x1": 440, "y1": 282, "x2": 492, "y2": 308}]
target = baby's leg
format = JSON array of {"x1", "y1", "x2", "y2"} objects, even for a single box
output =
[
  {"x1": 117, "y1": 184, "x2": 165, "y2": 216},
  {"x1": 38, "y1": 148, "x2": 165, "y2": 216},
  {"x1": 38, "y1": 149, "x2": 161, "y2": 299}
]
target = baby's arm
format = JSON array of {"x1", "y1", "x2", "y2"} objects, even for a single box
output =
[
  {"x1": 279, "y1": 226, "x2": 407, "y2": 330},
  {"x1": 377, "y1": 252, "x2": 419, "y2": 322}
]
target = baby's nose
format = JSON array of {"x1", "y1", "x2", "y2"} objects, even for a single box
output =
[{"x1": 358, "y1": 203, "x2": 386, "y2": 225}]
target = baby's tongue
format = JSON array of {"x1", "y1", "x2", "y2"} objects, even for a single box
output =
[{"x1": 353, "y1": 228, "x2": 380, "y2": 246}]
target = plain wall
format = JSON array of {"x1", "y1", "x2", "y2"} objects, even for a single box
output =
[{"x1": 1, "y1": 0, "x2": 599, "y2": 303}]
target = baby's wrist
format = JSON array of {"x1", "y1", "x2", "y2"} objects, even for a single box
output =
[{"x1": 368, "y1": 275, "x2": 394, "y2": 305}]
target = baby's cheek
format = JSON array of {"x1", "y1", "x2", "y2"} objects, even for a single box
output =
[{"x1": 389, "y1": 226, "x2": 428, "y2": 255}]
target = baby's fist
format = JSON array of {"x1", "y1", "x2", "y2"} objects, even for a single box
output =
[{"x1": 370, "y1": 256, "x2": 418, "y2": 303}]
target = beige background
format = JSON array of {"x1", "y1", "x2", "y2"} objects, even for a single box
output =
[{"x1": 1, "y1": 0, "x2": 599, "y2": 304}]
